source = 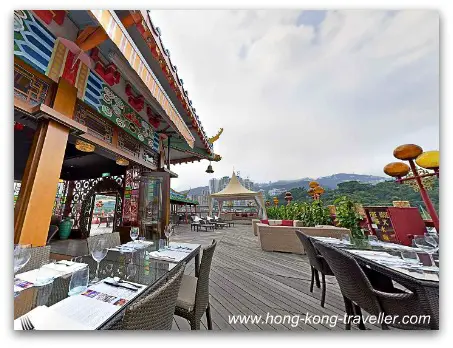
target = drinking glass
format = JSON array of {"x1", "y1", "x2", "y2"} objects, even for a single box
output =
[
  {"x1": 91, "y1": 239, "x2": 108, "y2": 283},
  {"x1": 130, "y1": 227, "x2": 139, "y2": 242},
  {"x1": 400, "y1": 250, "x2": 420, "y2": 265},
  {"x1": 68, "y1": 264, "x2": 89, "y2": 296},
  {"x1": 35, "y1": 260, "x2": 57, "y2": 286},
  {"x1": 164, "y1": 226, "x2": 171, "y2": 246},
  {"x1": 424, "y1": 235, "x2": 438, "y2": 252},
  {"x1": 414, "y1": 236, "x2": 438, "y2": 253},
  {"x1": 14, "y1": 244, "x2": 31, "y2": 274},
  {"x1": 340, "y1": 234, "x2": 351, "y2": 245},
  {"x1": 367, "y1": 235, "x2": 379, "y2": 244}
]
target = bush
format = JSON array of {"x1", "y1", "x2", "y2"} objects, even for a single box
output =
[
  {"x1": 265, "y1": 200, "x2": 332, "y2": 226},
  {"x1": 334, "y1": 196, "x2": 364, "y2": 239}
]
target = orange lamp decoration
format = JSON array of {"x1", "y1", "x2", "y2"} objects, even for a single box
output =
[
  {"x1": 384, "y1": 144, "x2": 439, "y2": 232},
  {"x1": 284, "y1": 191, "x2": 293, "y2": 205},
  {"x1": 308, "y1": 181, "x2": 324, "y2": 200},
  {"x1": 272, "y1": 197, "x2": 279, "y2": 206}
]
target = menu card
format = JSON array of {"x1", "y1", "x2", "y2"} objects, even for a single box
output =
[
  {"x1": 51, "y1": 277, "x2": 145, "y2": 329},
  {"x1": 14, "y1": 306, "x2": 90, "y2": 330}
]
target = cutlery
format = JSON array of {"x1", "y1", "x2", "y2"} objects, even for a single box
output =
[
  {"x1": 103, "y1": 281, "x2": 138, "y2": 292},
  {"x1": 56, "y1": 261, "x2": 72, "y2": 266},
  {"x1": 21, "y1": 316, "x2": 35, "y2": 330},
  {"x1": 113, "y1": 277, "x2": 142, "y2": 288}
]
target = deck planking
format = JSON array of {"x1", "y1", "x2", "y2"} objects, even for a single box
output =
[{"x1": 170, "y1": 223, "x2": 379, "y2": 331}]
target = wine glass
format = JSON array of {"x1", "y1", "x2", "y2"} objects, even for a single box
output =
[
  {"x1": 14, "y1": 244, "x2": 31, "y2": 275},
  {"x1": 164, "y1": 225, "x2": 171, "y2": 246},
  {"x1": 91, "y1": 239, "x2": 108, "y2": 283},
  {"x1": 130, "y1": 227, "x2": 139, "y2": 242}
]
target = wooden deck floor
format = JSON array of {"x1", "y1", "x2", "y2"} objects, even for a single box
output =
[{"x1": 170, "y1": 223, "x2": 378, "y2": 331}]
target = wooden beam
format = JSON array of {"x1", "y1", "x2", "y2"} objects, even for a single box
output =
[{"x1": 14, "y1": 78, "x2": 77, "y2": 246}]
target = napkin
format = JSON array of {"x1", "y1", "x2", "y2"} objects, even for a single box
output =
[{"x1": 14, "y1": 306, "x2": 90, "y2": 330}]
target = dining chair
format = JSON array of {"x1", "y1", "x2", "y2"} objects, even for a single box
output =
[
  {"x1": 174, "y1": 240, "x2": 217, "y2": 330},
  {"x1": 87, "y1": 232, "x2": 120, "y2": 254},
  {"x1": 111, "y1": 263, "x2": 186, "y2": 330},
  {"x1": 21, "y1": 246, "x2": 51, "y2": 273},
  {"x1": 295, "y1": 231, "x2": 334, "y2": 307},
  {"x1": 314, "y1": 241, "x2": 430, "y2": 330},
  {"x1": 46, "y1": 225, "x2": 59, "y2": 245}
]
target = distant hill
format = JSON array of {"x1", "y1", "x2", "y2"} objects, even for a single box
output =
[
  {"x1": 180, "y1": 173, "x2": 386, "y2": 196},
  {"x1": 181, "y1": 186, "x2": 209, "y2": 196},
  {"x1": 255, "y1": 173, "x2": 386, "y2": 191}
]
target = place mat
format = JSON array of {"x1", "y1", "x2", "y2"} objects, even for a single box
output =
[
  {"x1": 168, "y1": 242, "x2": 199, "y2": 251},
  {"x1": 147, "y1": 249, "x2": 189, "y2": 262},
  {"x1": 14, "y1": 306, "x2": 90, "y2": 330},
  {"x1": 42, "y1": 261, "x2": 87, "y2": 278}
]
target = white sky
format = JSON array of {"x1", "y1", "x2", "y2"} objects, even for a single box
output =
[{"x1": 149, "y1": 10, "x2": 439, "y2": 191}]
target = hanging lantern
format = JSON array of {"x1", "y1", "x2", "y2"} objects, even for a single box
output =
[
  {"x1": 206, "y1": 162, "x2": 214, "y2": 173},
  {"x1": 272, "y1": 197, "x2": 279, "y2": 206},
  {"x1": 116, "y1": 157, "x2": 129, "y2": 166},
  {"x1": 265, "y1": 200, "x2": 271, "y2": 207},
  {"x1": 75, "y1": 139, "x2": 95, "y2": 152}
]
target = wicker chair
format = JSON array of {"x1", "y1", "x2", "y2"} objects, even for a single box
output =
[
  {"x1": 46, "y1": 225, "x2": 59, "y2": 244},
  {"x1": 21, "y1": 246, "x2": 51, "y2": 273},
  {"x1": 314, "y1": 241, "x2": 430, "y2": 330},
  {"x1": 111, "y1": 263, "x2": 185, "y2": 330},
  {"x1": 175, "y1": 240, "x2": 217, "y2": 330},
  {"x1": 87, "y1": 232, "x2": 121, "y2": 254},
  {"x1": 295, "y1": 231, "x2": 334, "y2": 307}
]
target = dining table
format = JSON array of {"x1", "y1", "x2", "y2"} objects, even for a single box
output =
[
  {"x1": 14, "y1": 240, "x2": 201, "y2": 330},
  {"x1": 311, "y1": 236, "x2": 439, "y2": 330}
]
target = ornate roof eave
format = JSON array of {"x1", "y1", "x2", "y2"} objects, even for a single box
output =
[
  {"x1": 129, "y1": 10, "x2": 214, "y2": 154},
  {"x1": 87, "y1": 10, "x2": 195, "y2": 149},
  {"x1": 168, "y1": 138, "x2": 221, "y2": 162}
]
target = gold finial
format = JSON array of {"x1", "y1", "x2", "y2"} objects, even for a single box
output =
[{"x1": 209, "y1": 128, "x2": 223, "y2": 144}]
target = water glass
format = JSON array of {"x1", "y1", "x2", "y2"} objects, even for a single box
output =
[
  {"x1": 35, "y1": 261, "x2": 57, "y2": 286},
  {"x1": 91, "y1": 239, "x2": 108, "y2": 283},
  {"x1": 130, "y1": 227, "x2": 139, "y2": 242},
  {"x1": 413, "y1": 236, "x2": 438, "y2": 253},
  {"x1": 340, "y1": 234, "x2": 351, "y2": 245},
  {"x1": 14, "y1": 244, "x2": 31, "y2": 274},
  {"x1": 367, "y1": 235, "x2": 379, "y2": 244},
  {"x1": 159, "y1": 239, "x2": 167, "y2": 250},
  {"x1": 68, "y1": 264, "x2": 89, "y2": 296},
  {"x1": 400, "y1": 250, "x2": 420, "y2": 265}
]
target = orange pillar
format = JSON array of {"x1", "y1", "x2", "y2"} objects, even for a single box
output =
[{"x1": 14, "y1": 78, "x2": 77, "y2": 246}]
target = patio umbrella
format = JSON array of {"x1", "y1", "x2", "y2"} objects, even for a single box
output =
[{"x1": 58, "y1": 37, "x2": 93, "y2": 70}]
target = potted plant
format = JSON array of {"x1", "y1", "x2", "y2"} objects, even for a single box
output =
[{"x1": 58, "y1": 215, "x2": 73, "y2": 240}]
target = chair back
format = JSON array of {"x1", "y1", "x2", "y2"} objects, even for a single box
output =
[
  {"x1": 194, "y1": 240, "x2": 217, "y2": 317},
  {"x1": 21, "y1": 246, "x2": 51, "y2": 273},
  {"x1": 47, "y1": 225, "x2": 59, "y2": 244},
  {"x1": 87, "y1": 232, "x2": 120, "y2": 254},
  {"x1": 313, "y1": 242, "x2": 382, "y2": 315},
  {"x1": 119, "y1": 263, "x2": 185, "y2": 330},
  {"x1": 295, "y1": 230, "x2": 324, "y2": 271}
]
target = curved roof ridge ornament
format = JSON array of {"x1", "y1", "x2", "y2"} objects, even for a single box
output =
[{"x1": 209, "y1": 128, "x2": 223, "y2": 144}]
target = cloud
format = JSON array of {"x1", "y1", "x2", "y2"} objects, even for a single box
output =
[{"x1": 149, "y1": 10, "x2": 439, "y2": 191}]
